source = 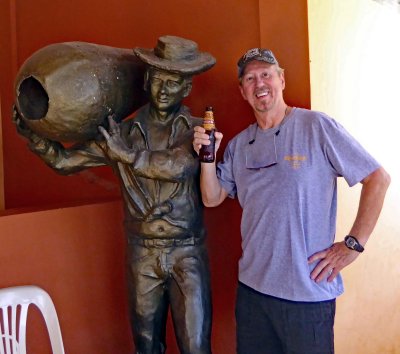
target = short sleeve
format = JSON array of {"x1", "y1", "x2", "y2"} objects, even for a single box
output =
[
  {"x1": 216, "y1": 141, "x2": 237, "y2": 198},
  {"x1": 319, "y1": 116, "x2": 380, "y2": 186}
]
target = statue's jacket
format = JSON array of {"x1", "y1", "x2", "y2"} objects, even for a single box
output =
[{"x1": 28, "y1": 104, "x2": 205, "y2": 241}]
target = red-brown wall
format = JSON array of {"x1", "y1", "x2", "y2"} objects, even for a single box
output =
[
  {"x1": 0, "y1": 201, "x2": 132, "y2": 353},
  {"x1": 1, "y1": 0, "x2": 263, "y2": 209},
  {"x1": 259, "y1": 1, "x2": 310, "y2": 109},
  {"x1": 0, "y1": 1, "x2": 309, "y2": 353}
]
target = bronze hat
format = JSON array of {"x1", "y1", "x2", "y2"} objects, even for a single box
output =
[{"x1": 134, "y1": 35, "x2": 216, "y2": 75}]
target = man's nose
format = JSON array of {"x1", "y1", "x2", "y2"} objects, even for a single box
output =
[{"x1": 252, "y1": 75, "x2": 263, "y2": 88}]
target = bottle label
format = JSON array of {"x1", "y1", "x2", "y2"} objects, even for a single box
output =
[
  {"x1": 203, "y1": 110, "x2": 215, "y2": 130},
  {"x1": 203, "y1": 120, "x2": 215, "y2": 130},
  {"x1": 204, "y1": 111, "x2": 213, "y2": 119}
]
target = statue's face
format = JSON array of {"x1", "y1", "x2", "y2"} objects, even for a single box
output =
[{"x1": 147, "y1": 68, "x2": 192, "y2": 112}]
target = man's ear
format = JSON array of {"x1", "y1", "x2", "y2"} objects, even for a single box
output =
[
  {"x1": 281, "y1": 71, "x2": 286, "y2": 90},
  {"x1": 183, "y1": 81, "x2": 192, "y2": 98},
  {"x1": 239, "y1": 84, "x2": 248, "y2": 101}
]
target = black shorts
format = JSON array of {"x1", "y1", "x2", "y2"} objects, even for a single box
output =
[{"x1": 235, "y1": 282, "x2": 336, "y2": 354}]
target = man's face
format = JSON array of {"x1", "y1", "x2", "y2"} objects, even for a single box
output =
[
  {"x1": 147, "y1": 68, "x2": 192, "y2": 112},
  {"x1": 239, "y1": 60, "x2": 285, "y2": 114}
]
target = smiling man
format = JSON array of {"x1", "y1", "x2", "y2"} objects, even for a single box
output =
[{"x1": 193, "y1": 48, "x2": 390, "y2": 354}]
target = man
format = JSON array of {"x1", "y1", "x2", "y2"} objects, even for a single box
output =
[
  {"x1": 193, "y1": 48, "x2": 390, "y2": 354},
  {"x1": 14, "y1": 35, "x2": 215, "y2": 354}
]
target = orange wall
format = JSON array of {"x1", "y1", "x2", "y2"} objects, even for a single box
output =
[
  {"x1": 0, "y1": 0, "x2": 310, "y2": 210},
  {"x1": 0, "y1": 201, "x2": 132, "y2": 354},
  {"x1": 0, "y1": 97, "x2": 4, "y2": 210},
  {"x1": 0, "y1": 1, "x2": 310, "y2": 353},
  {"x1": 1, "y1": 0, "x2": 262, "y2": 209},
  {"x1": 259, "y1": 0, "x2": 310, "y2": 109}
]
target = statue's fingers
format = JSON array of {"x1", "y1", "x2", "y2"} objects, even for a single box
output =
[
  {"x1": 12, "y1": 106, "x2": 19, "y2": 122},
  {"x1": 98, "y1": 126, "x2": 110, "y2": 140},
  {"x1": 12, "y1": 107, "x2": 24, "y2": 127},
  {"x1": 108, "y1": 115, "x2": 120, "y2": 134},
  {"x1": 107, "y1": 115, "x2": 115, "y2": 124}
]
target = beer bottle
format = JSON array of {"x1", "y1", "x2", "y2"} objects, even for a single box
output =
[{"x1": 199, "y1": 106, "x2": 216, "y2": 163}]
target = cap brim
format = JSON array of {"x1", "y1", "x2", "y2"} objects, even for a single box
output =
[
  {"x1": 238, "y1": 57, "x2": 279, "y2": 78},
  {"x1": 134, "y1": 48, "x2": 216, "y2": 75}
]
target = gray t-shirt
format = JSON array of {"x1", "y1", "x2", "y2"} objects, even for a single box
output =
[{"x1": 217, "y1": 107, "x2": 380, "y2": 301}]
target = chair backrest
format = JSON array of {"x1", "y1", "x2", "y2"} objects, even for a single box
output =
[{"x1": 0, "y1": 285, "x2": 65, "y2": 354}]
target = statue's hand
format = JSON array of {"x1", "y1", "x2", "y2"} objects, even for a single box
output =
[
  {"x1": 98, "y1": 115, "x2": 134, "y2": 164},
  {"x1": 12, "y1": 105, "x2": 54, "y2": 154},
  {"x1": 12, "y1": 105, "x2": 34, "y2": 140}
]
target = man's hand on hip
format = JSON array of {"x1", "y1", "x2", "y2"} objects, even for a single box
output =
[{"x1": 308, "y1": 242, "x2": 360, "y2": 283}]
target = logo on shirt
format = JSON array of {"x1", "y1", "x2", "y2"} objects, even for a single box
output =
[{"x1": 284, "y1": 155, "x2": 307, "y2": 169}]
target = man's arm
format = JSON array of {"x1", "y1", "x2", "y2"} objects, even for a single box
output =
[
  {"x1": 346, "y1": 166, "x2": 391, "y2": 243},
  {"x1": 193, "y1": 126, "x2": 228, "y2": 207},
  {"x1": 309, "y1": 166, "x2": 391, "y2": 283}
]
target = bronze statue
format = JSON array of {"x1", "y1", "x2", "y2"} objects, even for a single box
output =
[{"x1": 13, "y1": 35, "x2": 216, "y2": 354}]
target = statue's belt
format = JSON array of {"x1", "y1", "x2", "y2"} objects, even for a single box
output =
[{"x1": 128, "y1": 236, "x2": 203, "y2": 248}]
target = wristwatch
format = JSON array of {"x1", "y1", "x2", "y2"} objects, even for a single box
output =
[{"x1": 344, "y1": 235, "x2": 364, "y2": 253}]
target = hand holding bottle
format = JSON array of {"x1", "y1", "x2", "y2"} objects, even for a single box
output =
[{"x1": 193, "y1": 119, "x2": 223, "y2": 161}]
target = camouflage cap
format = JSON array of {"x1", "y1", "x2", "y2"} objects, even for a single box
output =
[{"x1": 237, "y1": 48, "x2": 279, "y2": 78}]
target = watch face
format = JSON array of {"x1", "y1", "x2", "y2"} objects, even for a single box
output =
[
  {"x1": 345, "y1": 236, "x2": 364, "y2": 252},
  {"x1": 347, "y1": 238, "x2": 356, "y2": 248}
]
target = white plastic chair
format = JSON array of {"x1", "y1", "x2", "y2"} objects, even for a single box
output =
[{"x1": 0, "y1": 285, "x2": 65, "y2": 354}]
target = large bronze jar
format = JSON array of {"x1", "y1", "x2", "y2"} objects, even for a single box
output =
[{"x1": 14, "y1": 41, "x2": 147, "y2": 142}]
